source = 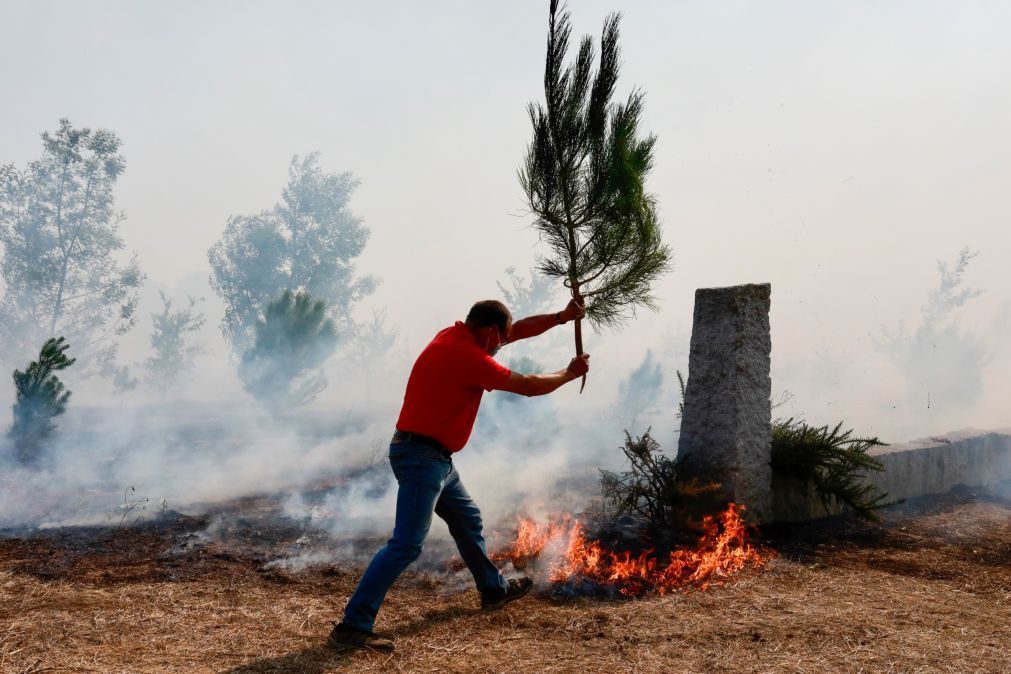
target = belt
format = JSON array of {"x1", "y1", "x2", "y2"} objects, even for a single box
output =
[{"x1": 392, "y1": 429, "x2": 452, "y2": 460}]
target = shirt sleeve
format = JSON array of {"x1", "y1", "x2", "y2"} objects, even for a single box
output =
[{"x1": 462, "y1": 347, "x2": 512, "y2": 392}]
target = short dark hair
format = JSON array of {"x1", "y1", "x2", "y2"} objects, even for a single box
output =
[{"x1": 466, "y1": 300, "x2": 511, "y2": 333}]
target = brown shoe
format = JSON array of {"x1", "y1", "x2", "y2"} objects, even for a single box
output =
[
  {"x1": 481, "y1": 577, "x2": 533, "y2": 610},
  {"x1": 327, "y1": 622, "x2": 395, "y2": 651}
]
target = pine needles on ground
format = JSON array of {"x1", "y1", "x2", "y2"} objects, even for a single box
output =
[{"x1": 771, "y1": 418, "x2": 889, "y2": 520}]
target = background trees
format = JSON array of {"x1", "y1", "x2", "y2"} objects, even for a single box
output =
[
  {"x1": 208, "y1": 153, "x2": 377, "y2": 356},
  {"x1": 876, "y1": 248, "x2": 989, "y2": 415},
  {"x1": 208, "y1": 152, "x2": 389, "y2": 409},
  {"x1": 238, "y1": 289, "x2": 338, "y2": 411},
  {"x1": 0, "y1": 119, "x2": 144, "y2": 372},
  {"x1": 143, "y1": 292, "x2": 206, "y2": 393}
]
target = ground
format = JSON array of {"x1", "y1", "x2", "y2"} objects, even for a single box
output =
[{"x1": 1, "y1": 488, "x2": 1009, "y2": 673}]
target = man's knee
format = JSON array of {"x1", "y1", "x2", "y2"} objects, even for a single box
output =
[
  {"x1": 441, "y1": 506, "x2": 485, "y2": 538},
  {"x1": 386, "y1": 531, "x2": 426, "y2": 561}
]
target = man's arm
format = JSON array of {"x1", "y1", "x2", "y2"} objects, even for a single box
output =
[
  {"x1": 507, "y1": 297, "x2": 585, "y2": 343},
  {"x1": 495, "y1": 354, "x2": 590, "y2": 397}
]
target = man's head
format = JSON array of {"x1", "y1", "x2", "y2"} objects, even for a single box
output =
[{"x1": 465, "y1": 300, "x2": 512, "y2": 357}]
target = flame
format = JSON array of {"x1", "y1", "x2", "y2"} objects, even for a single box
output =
[{"x1": 497, "y1": 503, "x2": 772, "y2": 596}]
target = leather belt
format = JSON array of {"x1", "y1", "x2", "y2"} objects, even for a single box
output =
[{"x1": 392, "y1": 429, "x2": 452, "y2": 460}]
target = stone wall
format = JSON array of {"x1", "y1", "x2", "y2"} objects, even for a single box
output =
[{"x1": 773, "y1": 428, "x2": 1011, "y2": 522}]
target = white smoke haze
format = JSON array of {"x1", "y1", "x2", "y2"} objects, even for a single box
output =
[{"x1": 1, "y1": 2, "x2": 1010, "y2": 551}]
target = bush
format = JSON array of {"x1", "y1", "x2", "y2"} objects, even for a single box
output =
[
  {"x1": 771, "y1": 418, "x2": 889, "y2": 520},
  {"x1": 238, "y1": 289, "x2": 338, "y2": 410},
  {"x1": 599, "y1": 429, "x2": 721, "y2": 541},
  {"x1": 8, "y1": 337, "x2": 76, "y2": 465}
]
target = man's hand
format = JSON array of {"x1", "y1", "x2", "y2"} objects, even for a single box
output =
[
  {"x1": 567, "y1": 353, "x2": 590, "y2": 378},
  {"x1": 497, "y1": 354, "x2": 591, "y2": 396},
  {"x1": 559, "y1": 296, "x2": 586, "y2": 323}
]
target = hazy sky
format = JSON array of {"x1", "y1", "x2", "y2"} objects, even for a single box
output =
[{"x1": 2, "y1": 0, "x2": 1009, "y2": 440}]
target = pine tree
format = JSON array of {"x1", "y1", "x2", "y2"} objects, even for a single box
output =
[
  {"x1": 520, "y1": 1, "x2": 671, "y2": 391},
  {"x1": 238, "y1": 289, "x2": 338, "y2": 411},
  {"x1": 8, "y1": 336, "x2": 76, "y2": 465}
]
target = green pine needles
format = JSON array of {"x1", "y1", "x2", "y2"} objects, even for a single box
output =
[
  {"x1": 771, "y1": 418, "x2": 889, "y2": 520},
  {"x1": 238, "y1": 289, "x2": 338, "y2": 411},
  {"x1": 520, "y1": 1, "x2": 671, "y2": 390},
  {"x1": 8, "y1": 337, "x2": 76, "y2": 465}
]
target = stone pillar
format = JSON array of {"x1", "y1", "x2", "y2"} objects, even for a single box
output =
[{"x1": 677, "y1": 283, "x2": 773, "y2": 522}]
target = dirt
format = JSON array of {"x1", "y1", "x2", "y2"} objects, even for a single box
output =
[{"x1": 1, "y1": 487, "x2": 1009, "y2": 673}]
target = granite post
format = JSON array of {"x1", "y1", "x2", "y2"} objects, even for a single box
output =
[{"x1": 677, "y1": 283, "x2": 773, "y2": 522}]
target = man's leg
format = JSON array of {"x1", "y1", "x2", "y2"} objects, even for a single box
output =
[
  {"x1": 342, "y1": 451, "x2": 450, "y2": 632},
  {"x1": 434, "y1": 463, "x2": 509, "y2": 598}
]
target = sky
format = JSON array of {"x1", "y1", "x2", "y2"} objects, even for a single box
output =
[{"x1": 1, "y1": 0, "x2": 1010, "y2": 447}]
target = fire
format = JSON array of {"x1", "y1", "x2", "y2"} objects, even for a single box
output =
[{"x1": 497, "y1": 503, "x2": 772, "y2": 596}]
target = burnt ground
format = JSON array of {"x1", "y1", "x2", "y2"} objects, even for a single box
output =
[{"x1": 1, "y1": 487, "x2": 1010, "y2": 673}]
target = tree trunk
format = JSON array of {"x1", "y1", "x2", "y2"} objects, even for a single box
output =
[{"x1": 572, "y1": 284, "x2": 586, "y2": 393}]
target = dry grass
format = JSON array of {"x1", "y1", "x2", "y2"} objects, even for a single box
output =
[{"x1": 1, "y1": 493, "x2": 1009, "y2": 673}]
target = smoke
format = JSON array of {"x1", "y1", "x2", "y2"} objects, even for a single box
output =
[{"x1": 1, "y1": 243, "x2": 1008, "y2": 593}]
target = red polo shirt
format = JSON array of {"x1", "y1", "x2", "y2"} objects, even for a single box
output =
[{"x1": 395, "y1": 321, "x2": 512, "y2": 452}]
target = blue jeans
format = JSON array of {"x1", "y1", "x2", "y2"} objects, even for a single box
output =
[{"x1": 342, "y1": 441, "x2": 508, "y2": 632}]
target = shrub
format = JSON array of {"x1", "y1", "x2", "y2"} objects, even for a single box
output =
[
  {"x1": 8, "y1": 337, "x2": 76, "y2": 465},
  {"x1": 238, "y1": 289, "x2": 338, "y2": 410},
  {"x1": 771, "y1": 418, "x2": 888, "y2": 520},
  {"x1": 599, "y1": 429, "x2": 721, "y2": 541}
]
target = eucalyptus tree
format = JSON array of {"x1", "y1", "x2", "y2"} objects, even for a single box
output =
[
  {"x1": 0, "y1": 119, "x2": 144, "y2": 370},
  {"x1": 208, "y1": 153, "x2": 377, "y2": 356},
  {"x1": 519, "y1": 2, "x2": 671, "y2": 391}
]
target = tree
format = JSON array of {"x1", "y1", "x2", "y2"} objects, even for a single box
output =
[
  {"x1": 496, "y1": 266, "x2": 557, "y2": 319},
  {"x1": 208, "y1": 153, "x2": 377, "y2": 355},
  {"x1": 238, "y1": 289, "x2": 338, "y2": 411},
  {"x1": 7, "y1": 336, "x2": 76, "y2": 465},
  {"x1": 875, "y1": 247, "x2": 988, "y2": 414},
  {"x1": 519, "y1": 2, "x2": 672, "y2": 391},
  {"x1": 144, "y1": 291, "x2": 206, "y2": 393},
  {"x1": 614, "y1": 349, "x2": 663, "y2": 434},
  {"x1": 97, "y1": 347, "x2": 139, "y2": 399},
  {"x1": 0, "y1": 119, "x2": 143, "y2": 371}
]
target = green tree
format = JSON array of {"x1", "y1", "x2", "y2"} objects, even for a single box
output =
[
  {"x1": 7, "y1": 336, "x2": 76, "y2": 465},
  {"x1": 208, "y1": 153, "x2": 377, "y2": 355},
  {"x1": 144, "y1": 292, "x2": 206, "y2": 393},
  {"x1": 519, "y1": 2, "x2": 671, "y2": 391},
  {"x1": 0, "y1": 119, "x2": 143, "y2": 371},
  {"x1": 238, "y1": 289, "x2": 338, "y2": 411}
]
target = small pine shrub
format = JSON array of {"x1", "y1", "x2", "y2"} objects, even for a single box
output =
[
  {"x1": 8, "y1": 337, "x2": 76, "y2": 465},
  {"x1": 599, "y1": 429, "x2": 721, "y2": 540},
  {"x1": 771, "y1": 418, "x2": 889, "y2": 520}
]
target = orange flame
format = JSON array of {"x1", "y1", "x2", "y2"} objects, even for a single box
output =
[{"x1": 497, "y1": 503, "x2": 772, "y2": 596}]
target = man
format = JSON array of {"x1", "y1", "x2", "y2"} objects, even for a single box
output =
[{"x1": 328, "y1": 297, "x2": 589, "y2": 651}]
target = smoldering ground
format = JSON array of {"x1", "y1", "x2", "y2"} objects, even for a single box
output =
[{"x1": 0, "y1": 250, "x2": 1008, "y2": 579}]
